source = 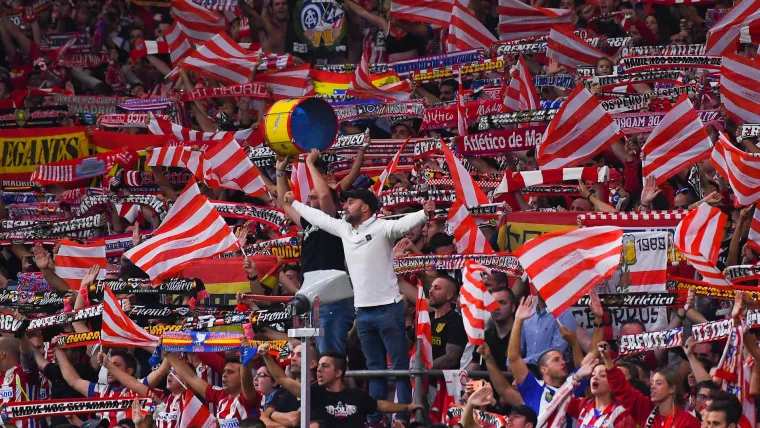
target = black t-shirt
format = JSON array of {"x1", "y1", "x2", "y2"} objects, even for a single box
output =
[
  {"x1": 286, "y1": 0, "x2": 348, "y2": 62},
  {"x1": 311, "y1": 385, "x2": 378, "y2": 427},
  {"x1": 267, "y1": 387, "x2": 301, "y2": 413},
  {"x1": 471, "y1": 326, "x2": 511, "y2": 370},
  {"x1": 430, "y1": 309, "x2": 467, "y2": 361},
  {"x1": 44, "y1": 359, "x2": 99, "y2": 425},
  {"x1": 300, "y1": 217, "x2": 346, "y2": 276}
]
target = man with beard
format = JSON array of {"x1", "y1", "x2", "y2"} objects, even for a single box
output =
[
  {"x1": 258, "y1": 345, "x2": 422, "y2": 427},
  {"x1": 427, "y1": 274, "x2": 466, "y2": 369},
  {"x1": 468, "y1": 286, "x2": 515, "y2": 371},
  {"x1": 165, "y1": 352, "x2": 261, "y2": 424},
  {"x1": 55, "y1": 349, "x2": 164, "y2": 426},
  {"x1": 238, "y1": 0, "x2": 290, "y2": 54},
  {"x1": 508, "y1": 296, "x2": 588, "y2": 416},
  {"x1": 284, "y1": 188, "x2": 435, "y2": 423},
  {"x1": 261, "y1": 342, "x2": 319, "y2": 427}
]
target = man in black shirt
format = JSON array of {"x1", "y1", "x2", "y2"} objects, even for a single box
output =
[
  {"x1": 258, "y1": 345, "x2": 421, "y2": 427},
  {"x1": 277, "y1": 150, "x2": 357, "y2": 354},
  {"x1": 428, "y1": 274, "x2": 467, "y2": 369},
  {"x1": 468, "y1": 286, "x2": 516, "y2": 371}
]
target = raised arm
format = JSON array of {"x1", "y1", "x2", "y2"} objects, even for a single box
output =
[
  {"x1": 338, "y1": 132, "x2": 369, "y2": 191},
  {"x1": 240, "y1": 343, "x2": 258, "y2": 404},
  {"x1": 385, "y1": 202, "x2": 433, "y2": 239},
  {"x1": 35, "y1": 244, "x2": 70, "y2": 292},
  {"x1": 258, "y1": 344, "x2": 301, "y2": 397},
  {"x1": 290, "y1": 199, "x2": 346, "y2": 237},
  {"x1": 101, "y1": 352, "x2": 151, "y2": 395},
  {"x1": 54, "y1": 347, "x2": 92, "y2": 397},
  {"x1": 508, "y1": 296, "x2": 536, "y2": 385},
  {"x1": 478, "y1": 343, "x2": 524, "y2": 406},
  {"x1": 305, "y1": 150, "x2": 337, "y2": 216},
  {"x1": 164, "y1": 353, "x2": 210, "y2": 398}
]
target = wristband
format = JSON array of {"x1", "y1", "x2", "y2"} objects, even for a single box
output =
[
  {"x1": 247, "y1": 275, "x2": 259, "y2": 281},
  {"x1": 276, "y1": 171, "x2": 287, "y2": 178}
]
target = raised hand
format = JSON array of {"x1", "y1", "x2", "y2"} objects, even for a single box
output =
[
  {"x1": 243, "y1": 258, "x2": 257, "y2": 278},
  {"x1": 640, "y1": 176, "x2": 661, "y2": 205},
  {"x1": 80, "y1": 265, "x2": 100, "y2": 288},
  {"x1": 33, "y1": 244, "x2": 51, "y2": 270},
  {"x1": 515, "y1": 295, "x2": 537, "y2": 321},
  {"x1": 589, "y1": 290, "x2": 604, "y2": 319},
  {"x1": 477, "y1": 343, "x2": 493, "y2": 363},
  {"x1": 575, "y1": 358, "x2": 598, "y2": 379},
  {"x1": 467, "y1": 384, "x2": 494, "y2": 407}
]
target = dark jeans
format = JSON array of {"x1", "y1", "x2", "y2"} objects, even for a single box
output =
[
  {"x1": 316, "y1": 298, "x2": 355, "y2": 354},
  {"x1": 356, "y1": 300, "x2": 411, "y2": 422}
]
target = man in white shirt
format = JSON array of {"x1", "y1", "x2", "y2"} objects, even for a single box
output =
[{"x1": 284, "y1": 188, "x2": 434, "y2": 423}]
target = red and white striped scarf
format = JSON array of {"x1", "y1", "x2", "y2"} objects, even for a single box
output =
[
  {"x1": 537, "y1": 375, "x2": 578, "y2": 428},
  {"x1": 290, "y1": 162, "x2": 314, "y2": 203},
  {"x1": 494, "y1": 166, "x2": 608, "y2": 196}
]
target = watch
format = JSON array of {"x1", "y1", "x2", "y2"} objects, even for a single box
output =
[{"x1": 247, "y1": 275, "x2": 259, "y2": 281}]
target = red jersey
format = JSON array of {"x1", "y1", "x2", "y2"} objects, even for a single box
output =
[
  {"x1": 607, "y1": 367, "x2": 701, "y2": 428},
  {"x1": 88, "y1": 382, "x2": 145, "y2": 426},
  {"x1": 566, "y1": 396, "x2": 636, "y2": 428},
  {"x1": 2, "y1": 365, "x2": 40, "y2": 428},
  {"x1": 204, "y1": 384, "x2": 261, "y2": 428},
  {"x1": 155, "y1": 392, "x2": 184, "y2": 428}
]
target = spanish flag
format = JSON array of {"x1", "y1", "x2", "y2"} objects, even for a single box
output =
[{"x1": 309, "y1": 69, "x2": 403, "y2": 96}]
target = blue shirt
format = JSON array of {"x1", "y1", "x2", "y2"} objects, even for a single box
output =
[
  {"x1": 520, "y1": 306, "x2": 577, "y2": 366},
  {"x1": 517, "y1": 371, "x2": 589, "y2": 416}
]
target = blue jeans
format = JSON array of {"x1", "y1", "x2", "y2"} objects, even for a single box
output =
[
  {"x1": 356, "y1": 300, "x2": 411, "y2": 422},
  {"x1": 316, "y1": 298, "x2": 355, "y2": 354}
]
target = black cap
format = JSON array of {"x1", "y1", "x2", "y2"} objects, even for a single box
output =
[
  {"x1": 81, "y1": 419, "x2": 110, "y2": 428},
  {"x1": 340, "y1": 189, "x2": 379, "y2": 213}
]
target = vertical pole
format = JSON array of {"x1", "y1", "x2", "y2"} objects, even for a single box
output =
[
  {"x1": 301, "y1": 340, "x2": 311, "y2": 428},
  {"x1": 413, "y1": 337, "x2": 425, "y2": 423}
]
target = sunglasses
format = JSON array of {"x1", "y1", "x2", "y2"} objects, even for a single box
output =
[{"x1": 675, "y1": 188, "x2": 691, "y2": 196}]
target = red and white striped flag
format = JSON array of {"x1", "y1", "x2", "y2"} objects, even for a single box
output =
[
  {"x1": 547, "y1": 27, "x2": 608, "y2": 70},
  {"x1": 182, "y1": 32, "x2": 261, "y2": 85},
  {"x1": 415, "y1": 285, "x2": 433, "y2": 369},
  {"x1": 498, "y1": 0, "x2": 574, "y2": 42},
  {"x1": 459, "y1": 261, "x2": 499, "y2": 345},
  {"x1": 748, "y1": 205, "x2": 760, "y2": 253},
  {"x1": 201, "y1": 135, "x2": 267, "y2": 196},
  {"x1": 290, "y1": 162, "x2": 314, "y2": 203},
  {"x1": 448, "y1": 201, "x2": 494, "y2": 254},
  {"x1": 740, "y1": 19, "x2": 760, "y2": 44},
  {"x1": 171, "y1": 0, "x2": 225, "y2": 42},
  {"x1": 503, "y1": 55, "x2": 540, "y2": 112},
  {"x1": 101, "y1": 284, "x2": 160, "y2": 347},
  {"x1": 348, "y1": 46, "x2": 411, "y2": 101},
  {"x1": 55, "y1": 239, "x2": 106, "y2": 289},
  {"x1": 372, "y1": 138, "x2": 410, "y2": 197},
  {"x1": 163, "y1": 21, "x2": 195, "y2": 64},
  {"x1": 706, "y1": 0, "x2": 760, "y2": 55},
  {"x1": 537, "y1": 86, "x2": 623, "y2": 169},
  {"x1": 720, "y1": 53, "x2": 760, "y2": 125},
  {"x1": 254, "y1": 63, "x2": 311, "y2": 100},
  {"x1": 642, "y1": 94, "x2": 711, "y2": 186},
  {"x1": 711, "y1": 131, "x2": 760, "y2": 206},
  {"x1": 440, "y1": 139, "x2": 490, "y2": 205},
  {"x1": 494, "y1": 166, "x2": 608, "y2": 196},
  {"x1": 130, "y1": 39, "x2": 169, "y2": 62},
  {"x1": 146, "y1": 146, "x2": 202, "y2": 176},
  {"x1": 673, "y1": 203, "x2": 731, "y2": 286},
  {"x1": 125, "y1": 179, "x2": 239, "y2": 283},
  {"x1": 446, "y1": 2, "x2": 497, "y2": 52},
  {"x1": 390, "y1": 0, "x2": 458, "y2": 28},
  {"x1": 147, "y1": 112, "x2": 253, "y2": 142},
  {"x1": 179, "y1": 389, "x2": 216, "y2": 428},
  {"x1": 515, "y1": 227, "x2": 623, "y2": 316}
]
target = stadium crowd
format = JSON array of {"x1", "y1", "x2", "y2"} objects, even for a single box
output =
[{"x1": 0, "y1": 0, "x2": 759, "y2": 427}]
